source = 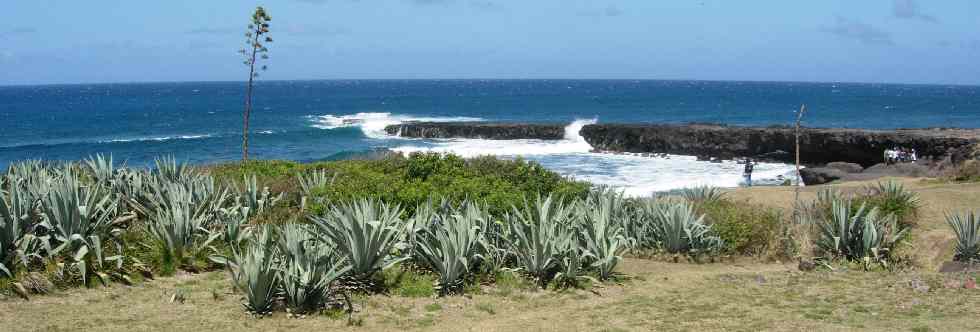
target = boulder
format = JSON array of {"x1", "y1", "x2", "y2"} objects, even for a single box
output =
[
  {"x1": 800, "y1": 167, "x2": 845, "y2": 185},
  {"x1": 826, "y1": 162, "x2": 864, "y2": 174},
  {"x1": 939, "y1": 261, "x2": 980, "y2": 273}
]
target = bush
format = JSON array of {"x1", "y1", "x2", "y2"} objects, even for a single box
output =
[
  {"x1": 942, "y1": 160, "x2": 980, "y2": 183},
  {"x1": 207, "y1": 154, "x2": 590, "y2": 217},
  {"x1": 697, "y1": 199, "x2": 782, "y2": 255}
]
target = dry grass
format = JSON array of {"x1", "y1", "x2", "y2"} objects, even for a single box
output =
[
  {"x1": 1, "y1": 260, "x2": 977, "y2": 331},
  {"x1": 2, "y1": 177, "x2": 979, "y2": 331},
  {"x1": 728, "y1": 177, "x2": 980, "y2": 270}
]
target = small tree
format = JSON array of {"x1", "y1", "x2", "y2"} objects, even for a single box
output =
[{"x1": 240, "y1": 6, "x2": 273, "y2": 163}]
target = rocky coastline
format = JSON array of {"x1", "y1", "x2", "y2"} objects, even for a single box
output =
[{"x1": 385, "y1": 122, "x2": 980, "y2": 184}]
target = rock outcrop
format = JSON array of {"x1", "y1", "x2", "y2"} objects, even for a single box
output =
[
  {"x1": 799, "y1": 168, "x2": 845, "y2": 185},
  {"x1": 579, "y1": 124, "x2": 978, "y2": 167},
  {"x1": 386, "y1": 122, "x2": 980, "y2": 167},
  {"x1": 385, "y1": 122, "x2": 566, "y2": 140}
]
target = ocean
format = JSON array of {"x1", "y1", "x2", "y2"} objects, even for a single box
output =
[{"x1": 3, "y1": 80, "x2": 979, "y2": 195}]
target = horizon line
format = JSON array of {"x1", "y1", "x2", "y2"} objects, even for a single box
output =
[{"x1": 2, "y1": 77, "x2": 978, "y2": 89}]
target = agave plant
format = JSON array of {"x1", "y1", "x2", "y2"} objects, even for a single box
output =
[
  {"x1": 816, "y1": 199, "x2": 906, "y2": 267},
  {"x1": 297, "y1": 169, "x2": 335, "y2": 197},
  {"x1": 678, "y1": 185, "x2": 726, "y2": 204},
  {"x1": 145, "y1": 185, "x2": 222, "y2": 271},
  {"x1": 7, "y1": 160, "x2": 59, "y2": 204},
  {"x1": 143, "y1": 177, "x2": 234, "y2": 229},
  {"x1": 225, "y1": 228, "x2": 280, "y2": 315},
  {"x1": 39, "y1": 171, "x2": 124, "y2": 285},
  {"x1": 416, "y1": 202, "x2": 486, "y2": 294},
  {"x1": 0, "y1": 181, "x2": 41, "y2": 278},
  {"x1": 239, "y1": 175, "x2": 283, "y2": 218},
  {"x1": 507, "y1": 195, "x2": 574, "y2": 286},
  {"x1": 653, "y1": 201, "x2": 723, "y2": 255},
  {"x1": 577, "y1": 191, "x2": 630, "y2": 280},
  {"x1": 218, "y1": 205, "x2": 252, "y2": 249},
  {"x1": 552, "y1": 238, "x2": 595, "y2": 289},
  {"x1": 309, "y1": 198, "x2": 406, "y2": 281},
  {"x1": 946, "y1": 211, "x2": 980, "y2": 262},
  {"x1": 277, "y1": 223, "x2": 349, "y2": 314},
  {"x1": 154, "y1": 156, "x2": 199, "y2": 184},
  {"x1": 83, "y1": 154, "x2": 117, "y2": 186},
  {"x1": 863, "y1": 180, "x2": 920, "y2": 225}
]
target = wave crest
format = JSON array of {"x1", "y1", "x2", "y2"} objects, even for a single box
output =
[
  {"x1": 309, "y1": 112, "x2": 483, "y2": 138},
  {"x1": 391, "y1": 118, "x2": 597, "y2": 157}
]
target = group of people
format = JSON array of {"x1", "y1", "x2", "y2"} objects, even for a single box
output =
[{"x1": 884, "y1": 147, "x2": 917, "y2": 164}]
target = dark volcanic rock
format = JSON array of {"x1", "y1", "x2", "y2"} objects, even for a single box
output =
[
  {"x1": 388, "y1": 122, "x2": 980, "y2": 167},
  {"x1": 826, "y1": 162, "x2": 864, "y2": 174},
  {"x1": 580, "y1": 124, "x2": 978, "y2": 167},
  {"x1": 385, "y1": 122, "x2": 566, "y2": 140},
  {"x1": 800, "y1": 167, "x2": 845, "y2": 185}
]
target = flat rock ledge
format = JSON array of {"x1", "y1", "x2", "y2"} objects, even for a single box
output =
[{"x1": 386, "y1": 122, "x2": 980, "y2": 167}]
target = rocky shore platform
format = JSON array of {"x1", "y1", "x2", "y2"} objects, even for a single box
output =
[{"x1": 386, "y1": 122, "x2": 980, "y2": 184}]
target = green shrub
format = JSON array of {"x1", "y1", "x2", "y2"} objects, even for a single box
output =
[
  {"x1": 697, "y1": 199, "x2": 782, "y2": 255},
  {"x1": 384, "y1": 266, "x2": 437, "y2": 298},
  {"x1": 942, "y1": 160, "x2": 980, "y2": 183},
  {"x1": 204, "y1": 154, "x2": 589, "y2": 217}
]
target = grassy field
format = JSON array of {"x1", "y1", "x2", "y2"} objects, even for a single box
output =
[{"x1": 2, "y1": 177, "x2": 978, "y2": 331}]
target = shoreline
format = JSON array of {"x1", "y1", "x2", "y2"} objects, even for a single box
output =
[{"x1": 386, "y1": 121, "x2": 980, "y2": 169}]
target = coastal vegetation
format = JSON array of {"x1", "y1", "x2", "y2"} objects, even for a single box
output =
[
  {"x1": 239, "y1": 6, "x2": 273, "y2": 162},
  {"x1": 1, "y1": 153, "x2": 978, "y2": 330}
]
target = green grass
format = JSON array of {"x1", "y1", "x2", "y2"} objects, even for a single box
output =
[
  {"x1": 423, "y1": 302, "x2": 442, "y2": 312},
  {"x1": 384, "y1": 266, "x2": 437, "y2": 298}
]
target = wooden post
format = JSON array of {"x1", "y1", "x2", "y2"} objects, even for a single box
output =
[{"x1": 794, "y1": 104, "x2": 806, "y2": 205}]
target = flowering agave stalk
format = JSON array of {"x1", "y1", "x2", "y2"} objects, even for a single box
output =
[
  {"x1": 39, "y1": 172, "x2": 123, "y2": 286},
  {"x1": 416, "y1": 202, "x2": 486, "y2": 294},
  {"x1": 946, "y1": 211, "x2": 980, "y2": 262},
  {"x1": 277, "y1": 223, "x2": 349, "y2": 314},
  {"x1": 577, "y1": 192, "x2": 629, "y2": 280},
  {"x1": 225, "y1": 228, "x2": 280, "y2": 315},
  {"x1": 309, "y1": 198, "x2": 406, "y2": 281},
  {"x1": 507, "y1": 195, "x2": 574, "y2": 286}
]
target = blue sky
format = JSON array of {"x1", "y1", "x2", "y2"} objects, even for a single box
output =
[{"x1": 2, "y1": 0, "x2": 978, "y2": 85}]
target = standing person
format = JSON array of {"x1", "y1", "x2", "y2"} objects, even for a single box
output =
[
  {"x1": 743, "y1": 158, "x2": 755, "y2": 187},
  {"x1": 911, "y1": 148, "x2": 918, "y2": 162}
]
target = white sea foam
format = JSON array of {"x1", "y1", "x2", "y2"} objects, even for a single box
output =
[
  {"x1": 391, "y1": 118, "x2": 597, "y2": 157},
  {"x1": 539, "y1": 153, "x2": 798, "y2": 197},
  {"x1": 309, "y1": 112, "x2": 483, "y2": 139},
  {"x1": 104, "y1": 134, "x2": 212, "y2": 143},
  {"x1": 390, "y1": 118, "x2": 798, "y2": 196}
]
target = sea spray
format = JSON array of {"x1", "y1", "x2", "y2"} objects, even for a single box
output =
[{"x1": 310, "y1": 112, "x2": 482, "y2": 139}]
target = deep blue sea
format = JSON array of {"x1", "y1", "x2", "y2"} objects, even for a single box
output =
[{"x1": 3, "y1": 80, "x2": 978, "y2": 195}]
